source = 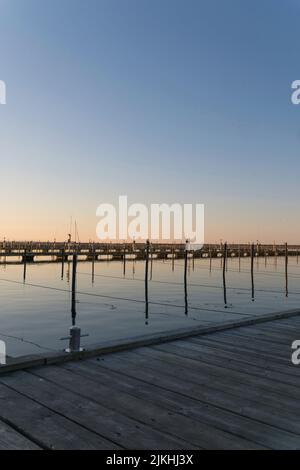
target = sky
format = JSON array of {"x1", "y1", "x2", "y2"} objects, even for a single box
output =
[{"x1": 0, "y1": 0, "x2": 300, "y2": 243}]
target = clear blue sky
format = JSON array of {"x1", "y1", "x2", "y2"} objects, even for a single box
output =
[{"x1": 0, "y1": 0, "x2": 300, "y2": 242}]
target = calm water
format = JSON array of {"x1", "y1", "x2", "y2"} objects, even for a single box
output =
[{"x1": 0, "y1": 256, "x2": 300, "y2": 357}]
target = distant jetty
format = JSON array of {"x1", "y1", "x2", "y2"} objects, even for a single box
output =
[{"x1": 0, "y1": 241, "x2": 298, "y2": 264}]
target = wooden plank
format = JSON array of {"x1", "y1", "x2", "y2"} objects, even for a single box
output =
[
  {"x1": 90, "y1": 354, "x2": 300, "y2": 436},
  {"x1": 0, "y1": 382, "x2": 118, "y2": 450},
  {"x1": 61, "y1": 360, "x2": 300, "y2": 449},
  {"x1": 278, "y1": 317, "x2": 300, "y2": 326},
  {"x1": 220, "y1": 325, "x2": 299, "y2": 346},
  {"x1": 0, "y1": 371, "x2": 193, "y2": 450},
  {"x1": 236, "y1": 324, "x2": 300, "y2": 341},
  {"x1": 0, "y1": 419, "x2": 40, "y2": 450},
  {"x1": 198, "y1": 332, "x2": 291, "y2": 359},
  {"x1": 31, "y1": 365, "x2": 263, "y2": 450},
  {"x1": 189, "y1": 335, "x2": 293, "y2": 366},
  {"x1": 166, "y1": 338, "x2": 300, "y2": 380},
  {"x1": 218, "y1": 327, "x2": 297, "y2": 346},
  {"x1": 151, "y1": 341, "x2": 300, "y2": 388},
  {"x1": 246, "y1": 320, "x2": 300, "y2": 335},
  {"x1": 101, "y1": 348, "x2": 300, "y2": 411}
]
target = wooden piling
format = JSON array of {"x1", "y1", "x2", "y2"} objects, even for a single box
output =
[
  {"x1": 223, "y1": 242, "x2": 227, "y2": 307},
  {"x1": 150, "y1": 244, "x2": 153, "y2": 281},
  {"x1": 264, "y1": 249, "x2": 267, "y2": 268},
  {"x1": 285, "y1": 242, "x2": 288, "y2": 297},
  {"x1": 251, "y1": 243, "x2": 255, "y2": 301},
  {"x1": 23, "y1": 248, "x2": 27, "y2": 282},
  {"x1": 92, "y1": 243, "x2": 95, "y2": 284},
  {"x1": 225, "y1": 245, "x2": 228, "y2": 272},
  {"x1": 184, "y1": 247, "x2": 188, "y2": 315},
  {"x1": 71, "y1": 253, "x2": 77, "y2": 325},
  {"x1": 145, "y1": 240, "x2": 150, "y2": 323},
  {"x1": 172, "y1": 246, "x2": 175, "y2": 272},
  {"x1": 123, "y1": 244, "x2": 126, "y2": 277},
  {"x1": 61, "y1": 248, "x2": 65, "y2": 280}
]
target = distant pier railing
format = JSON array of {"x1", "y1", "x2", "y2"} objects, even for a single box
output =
[{"x1": 0, "y1": 241, "x2": 298, "y2": 264}]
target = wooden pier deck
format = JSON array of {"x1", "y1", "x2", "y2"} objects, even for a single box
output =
[{"x1": 0, "y1": 315, "x2": 299, "y2": 450}]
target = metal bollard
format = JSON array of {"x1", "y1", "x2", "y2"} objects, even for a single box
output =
[{"x1": 60, "y1": 326, "x2": 89, "y2": 353}]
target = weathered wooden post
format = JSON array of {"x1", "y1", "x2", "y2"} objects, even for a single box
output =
[
  {"x1": 92, "y1": 243, "x2": 95, "y2": 284},
  {"x1": 223, "y1": 242, "x2": 227, "y2": 307},
  {"x1": 71, "y1": 252, "x2": 77, "y2": 325},
  {"x1": 172, "y1": 245, "x2": 175, "y2": 272},
  {"x1": 23, "y1": 248, "x2": 27, "y2": 282},
  {"x1": 123, "y1": 243, "x2": 126, "y2": 277},
  {"x1": 184, "y1": 241, "x2": 188, "y2": 315},
  {"x1": 61, "y1": 247, "x2": 65, "y2": 280},
  {"x1": 264, "y1": 249, "x2": 267, "y2": 268},
  {"x1": 150, "y1": 243, "x2": 153, "y2": 281},
  {"x1": 59, "y1": 248, "x2": 90, "y2": 353},
  {"x1": 226, "y1": 244, "x2": 228, "y2": 272},
  {"x1": 285, "y1": 242, "x2": 288, "y2": 297},
  {"x1": 145, "y1": 240, "x2": 150, "y2": 323},
  {"x1": 251, "y1": 243, "x2": 255, "y2": 301}
]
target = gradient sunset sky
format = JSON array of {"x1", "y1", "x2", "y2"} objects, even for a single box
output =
[{"x1": 1, "y1": 0, "x2": 300, "y2": 243}]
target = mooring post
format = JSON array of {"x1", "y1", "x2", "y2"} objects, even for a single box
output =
[
  {"x1": 145, "y1": 240, "x2": 150, "y2": 323},
  {"x1": 209, "y1": 246, "x2": 212, "y2": 273},
  {"x1": 238, "y1": 244, "x2": 241, "y2": 272},
  {"x1": 226, "y1": 244, "x2": 228, "y2": 272},
  {"x1": 123, "y1": 243, "x2": 126, "y2": 277},
  {"x1": 285, "y1": 242, "x2": 288, "y2": 297},
  {"x1": 23, "y1": 248, "x2": 27, "y2": 282},
  {"x1": 71, "y1": 253, "x2": 77, "y2": 325},
  {"x1": 223, "y1": 242, "x2": 227, "y2": 307},
  {"x1": 251, "y1": 243, "x2": 255, "y2": 301},
  {"x1": 265, "y1": 249, "x2": 267, "y2": 268},
  {"x1": 92, "y1": 243, "x2": 95, "y2": 284},
  {"x1": 150, "y1": 243, "x2": 153, "y2": 281},
  {"x1": 172, "y1": 246, "x2": 175, "y2": 272},
  {"x1": 60, "y1": 325, "x2": 89, "y2": 353},
  {"x1": 61, "y1": 247, "x2": 65, "y2": 280},
  {"x1": 184, "y1": 241, "x2": 188, "y2": 315}
]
